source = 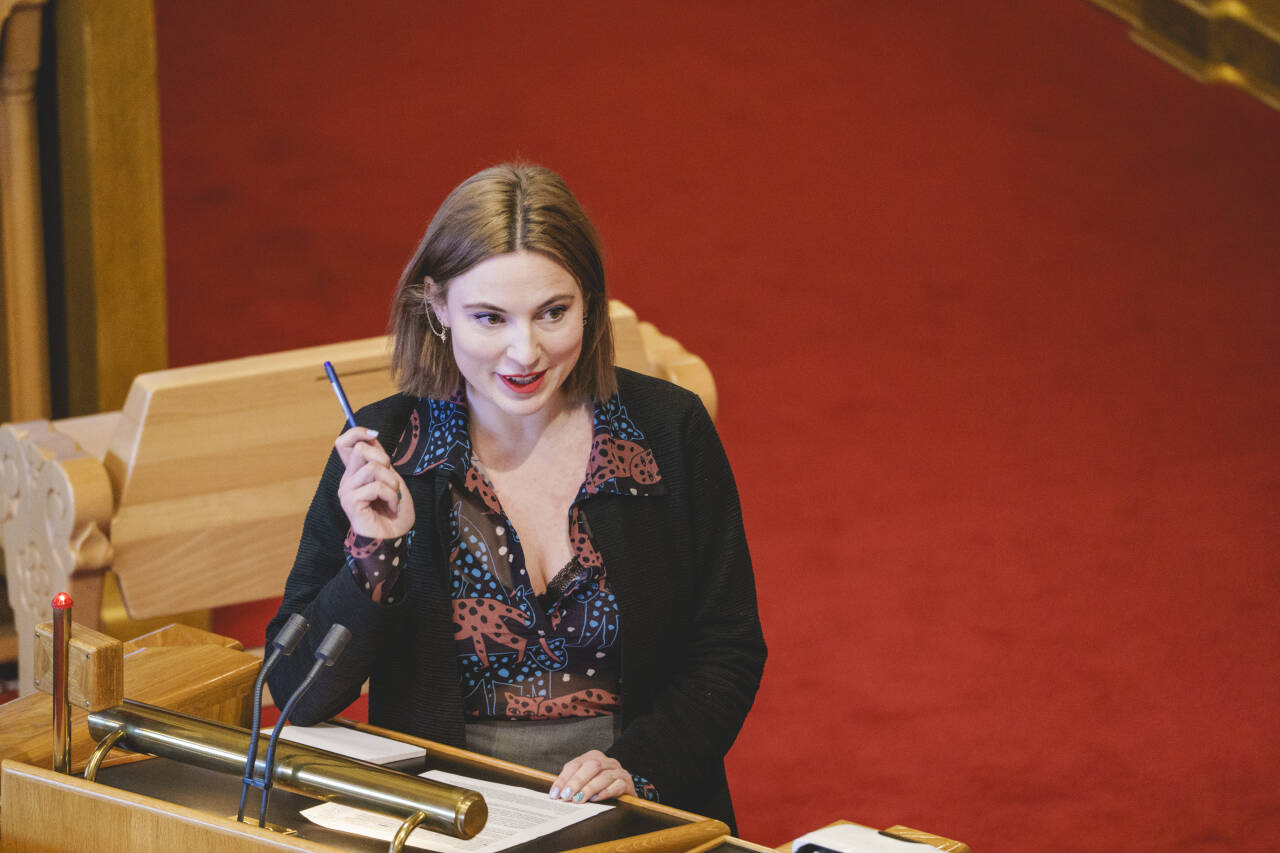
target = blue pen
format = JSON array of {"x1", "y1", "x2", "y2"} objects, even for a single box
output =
[{"x1": 323, "y1": 361, "x2": 358, "y2": 428}]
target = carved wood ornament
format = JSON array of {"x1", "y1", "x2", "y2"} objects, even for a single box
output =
[{"x1": 1, "y1": 421, "x2": 113, "y2": 694}]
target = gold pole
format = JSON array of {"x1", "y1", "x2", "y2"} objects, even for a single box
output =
[
  {"x1": 82, "y1": 727, "x2": 126, "y2": 782},
  {"x1": 390, "y1": 811, "x2": 429, "y2": 853},
  {"x1": 51, "y1": 591, "x2": 72, "y2": 773}
]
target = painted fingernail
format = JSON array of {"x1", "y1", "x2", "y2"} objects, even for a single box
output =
[
  {"x1": 572, "y1": 792, "x2": 585, "y2": 803},
  {"x1": 560, "y1": 788, "x2": 572, "y2": 800},
  {"x1": 548, "y1": 787, "x2": 560, "y2": 799},
  {"x1": 367, "y1": 429, "x2": 379, "y2": 437}
]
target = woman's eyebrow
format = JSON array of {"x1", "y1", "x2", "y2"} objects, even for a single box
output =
[
  {"x1": 461, "y1": 294, "x2": 576, "y2": 312},
  {"x1": 536, "y1": 293, "x2": 576, "y2": 309}
]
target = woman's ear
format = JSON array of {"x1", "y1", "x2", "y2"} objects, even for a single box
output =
[{"x1": 424, "y1": 276, "x2": 448, "y2": 325}]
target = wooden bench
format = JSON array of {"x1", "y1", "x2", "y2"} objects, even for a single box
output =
[{"x1": 0, "y1": 300, "x2": 715, "y2": 696}]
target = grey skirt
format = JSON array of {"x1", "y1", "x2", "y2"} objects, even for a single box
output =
[{"x1": 464, "y1": 715, "x2": 623, "y2": 775}]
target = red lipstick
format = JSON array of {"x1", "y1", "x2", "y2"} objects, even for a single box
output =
[{"x1": 499, "y1": 371, "x2": 546, "y2": 394}]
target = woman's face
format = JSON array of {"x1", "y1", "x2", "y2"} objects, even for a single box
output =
[{"x1": 434, "y1": 251, "x2": 585, "y2": 426}]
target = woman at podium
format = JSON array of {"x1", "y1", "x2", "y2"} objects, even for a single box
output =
[{"x1": 267, "y1": 163, "x2": 766, "y2": 828}]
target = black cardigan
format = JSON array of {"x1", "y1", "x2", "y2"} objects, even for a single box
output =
[{"x1": 267, "y1": 368, "x2": 766, "y2": 825}]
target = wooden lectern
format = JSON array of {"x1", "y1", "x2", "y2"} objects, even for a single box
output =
[
  {"x1": 0, "y1": 622, "x2": 773, "y2": 852},
  {"x1": 0, "y1": 623, "x2": 966, "y2": 852}
]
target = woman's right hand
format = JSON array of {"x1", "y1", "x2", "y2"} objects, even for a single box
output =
[{"x1": 335, "y1": 428, "x2": 415, "y2": 539}]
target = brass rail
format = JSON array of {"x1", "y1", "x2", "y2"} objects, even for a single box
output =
[{"x1": 86, "y1": 700, "x2": 487, "y2": 839}]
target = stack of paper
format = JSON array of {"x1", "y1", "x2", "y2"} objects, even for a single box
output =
[
  {"x1": 303, "y1": 769, "x2": 611, "y2": 852},
  {"x1": 273, "y1": 724, "x2": 427, "y2": 765}
]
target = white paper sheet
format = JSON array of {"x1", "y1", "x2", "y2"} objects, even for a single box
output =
[
  {"x1": 300, "y1": 769, "x2": 611, "y2": 852},
  {"x1": 271, "y1": 723, "x2": 426, "y2": 765},
  {"x1": 791, "y1": 823, "x2": 941, "y2": 852}
]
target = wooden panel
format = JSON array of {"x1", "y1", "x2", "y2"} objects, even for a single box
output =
[
  {"x1": 98, "y1": 568, "x2": 213, "y2": 648},
  {"x1": 47, "y1": 410, "x2": 121, "y2": 460},
  {"x1": 112, "y1": 502, "x2": 322, "y2": 618},
  {"x1": 0, "y1": 761, "x2": 341, "y2": 852},
  {"x1": 686, "y1": 838, "x2": 774, "y2": 853},
  {"x1": 121, "y1": 622, "x2": 242, "y2": 654},
  {"x1": 559, "y1": 819, "x2": 729, "y2": 853},
  {"x1": 105, "y1": 336, "x2": 394, "y2": 507},
  {"x1": 31, "y1": 620, "x2": 123, "y2": 711},
  {"x1": 54, "y1": 0, "x2": 167, "y2": 416},
  {"x1": 0, "y1": 0, "x2": 53, "y2": 422},
  {"x1": 881, "y1": 825, "x2": 971, "y2": 852},
  {"x1": 120, "y1": 645, "x2": 257, "y2": 721}
]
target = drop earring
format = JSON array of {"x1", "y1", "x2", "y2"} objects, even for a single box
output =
[
  {"x1": 423, "y1": 276, "x2": 448, "y2": 342},
  {"x1": 425, "y1": 309, "x2": 448, "y2": 342}
]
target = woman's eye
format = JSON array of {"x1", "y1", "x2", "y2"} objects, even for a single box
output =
[
  {"x1": 545, "y1": 306, "x2": 568, "y2": 321},
  {"x1": 473, "y1": 312, "x2": 503, "y2": 325}
]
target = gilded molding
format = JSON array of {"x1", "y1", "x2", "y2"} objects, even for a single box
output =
[{"x1": 1091, "y1": 0, "x2": 1280, "y2": 109}]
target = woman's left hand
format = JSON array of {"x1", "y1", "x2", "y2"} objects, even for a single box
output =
[{"x1": 549, "y1": 749, "x2": 636, "y2": 803}]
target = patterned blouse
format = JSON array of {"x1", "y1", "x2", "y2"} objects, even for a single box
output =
[{"x1": 344, "y1": 391, "x2": 666, "y2": 724}]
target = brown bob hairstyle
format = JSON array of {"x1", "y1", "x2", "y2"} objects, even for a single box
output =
[{"x1": 389, "y1": 163, "x2": 616, "y2": 402}]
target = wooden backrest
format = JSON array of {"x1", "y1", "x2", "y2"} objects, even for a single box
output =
[{"x1": 106, "y1": 335, "x2": 395, "y2": 619}]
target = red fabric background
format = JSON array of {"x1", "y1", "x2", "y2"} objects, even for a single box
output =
[{"x1": 154, "y1": 2, "x2": 1280, "y2": 849}]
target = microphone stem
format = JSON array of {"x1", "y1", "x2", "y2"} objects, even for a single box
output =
[
  {"x1": 237, "y1": 647, "x2": 281, "y2": 822},
  {"x1": 258, "y1": 661, "x2": 324, "y2": 826}
]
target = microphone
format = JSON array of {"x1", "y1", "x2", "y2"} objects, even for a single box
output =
[
  {"x1": 258, "y1": 623, "x2": 351, "y2": 826},
  {"x1": 237, "y1": 613, "x2": 308, "y2": 823}
]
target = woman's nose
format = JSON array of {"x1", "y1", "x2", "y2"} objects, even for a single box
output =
[{"x1": 505, "y1": 322, "x2": 539, "y2": 364}]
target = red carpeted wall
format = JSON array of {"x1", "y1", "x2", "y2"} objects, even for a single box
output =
[{"x1": 154, "y1": 2, "x2": 1280, "y2": 849}]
